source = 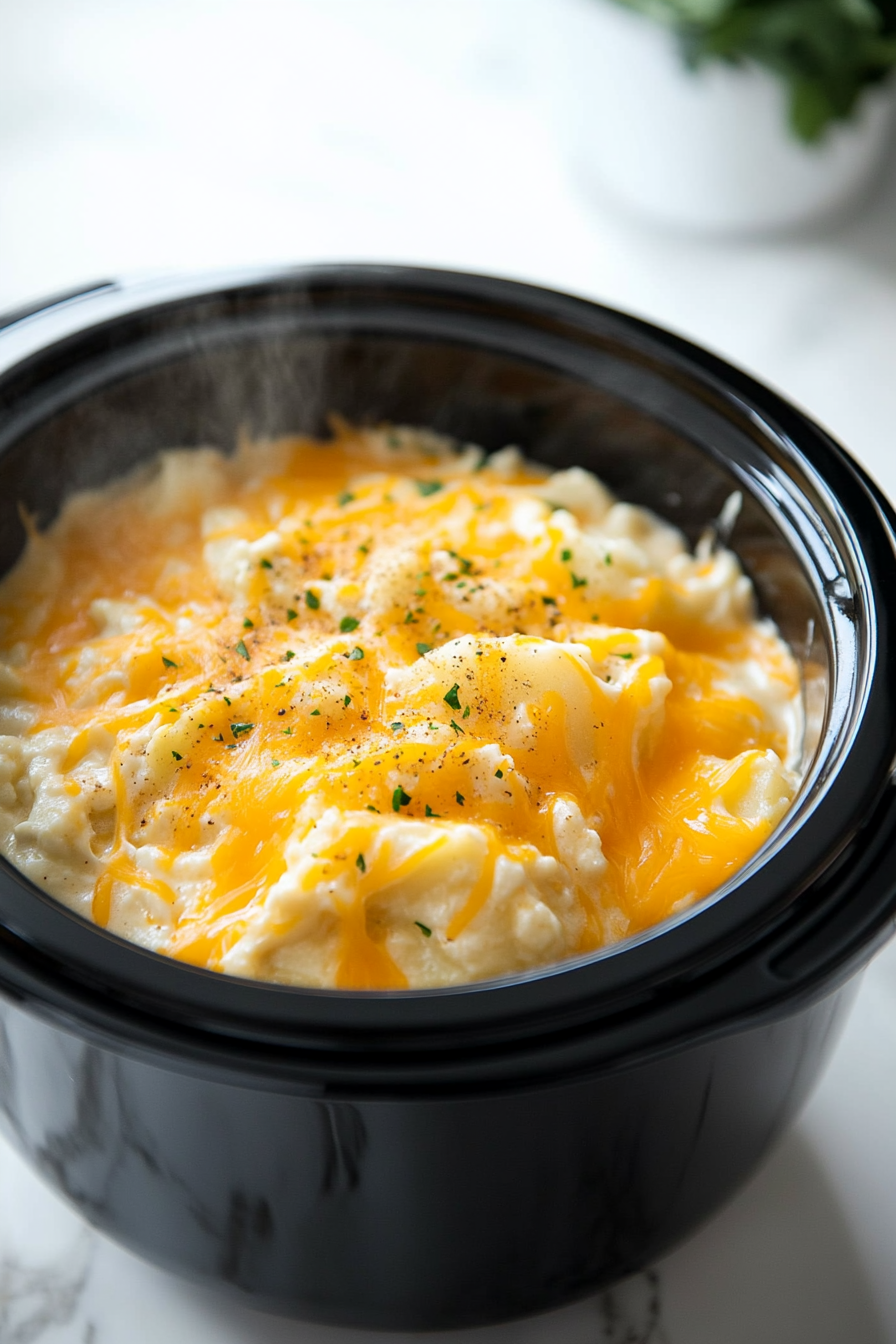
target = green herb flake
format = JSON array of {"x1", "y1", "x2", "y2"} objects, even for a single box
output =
[
  {"x1": 495, "y1": 768, "x2": 504, "y2": 779},
  {"x1": 259, "y1": 558, "x2": 273, "y2": 570},
  {"x1": 391, "y1": 722, "x2": 404, "y2": 732},
  {"x1": 284, "y1": 651, "x2": 297, "y2": 663},
  {"x1": 619, "y1": 652, "x2": 634, "y2": 660},
  {"x1": 455, "y1": 791, "x2": 465, "y2": 806},
  {"x1": 415, "y1": 479, "x2": 443, "y2": 497},
  {"x1": 358, "y1": 542, "x2": 370, "y2": 554},
  {"x1": 235, "y1": 639, "x2": 250, "y2": 661},
  {"x1": 230, "y1": 722, "x2": 254, "y2": 738},
  {"x1": 340, "y1": 616, "x2": 360, "y2": 633},
  {"x1": 171, "y1": 750, "x2": 183, "y2": 761},
  {"x1": 541, "y1": 596, "x2": 556, "y2": 607},
  {"x1": 366, "y1": 805, "x2": 380, "y2": 813},
  {"x1": 310, "y1": 709, "x2": 321, "y2": 717},
  {"x1": 416, "y1": 642, "x2": 432, "y2": 656},
  {"x1": 162, "y1": 656, "x2": 178, "y2": 669},
  {"x1": 213, "y1": 734, "x2": 224, "y2": 742},
  {"x1": 356, "y1": 853, "x2": 366, "y2": 873},
  {"x1": 605, "y1": 554, "x2": 612, "y2": 566},
  {"x1": 337, "y1": 491, "x2": 355, "y2": 506},
  {"x1": 223, "y1": 695, "x2": 232, "y2": 706},
  {"x1": 425, "y1": 804, "x2": 441, "y2": 818},
  {"x1": 449, "y1": 720, "x2": 464, "y2": 736},
  {"x1": 462, "y1": 705, "x2": 471, "y2": 719},
  {"x1": 286, "y1": 608, "x2": 298, "y2": 622},
  {"x1": 443, "y1": 683, "x2": 461, "y2": 711},
  {"x1": 392, "y1": 786, "x2": 412, "y2": 812},
  {"x1": 282, "y1": 727, "x2": 293, "y2": 736},
  {"x1": 404, "y1": 610, "x2": 416, "y2": 624},
  {"x1": 561, "y1": 548, "x2": 572, "y2": 562},
  {"x1": 272, "y1": 759, "x2": 281, "y2": 768},
  {"x1": 347, "y1": 646, "x2": 364, "y2": 661},
  {"x1": 571, "y1": 573, "x2": 588, "y2": 589},
  {"x1": 344, "y1": 695, "x2": 352, "y2": 707},
  {"x1": 415, "y1": 921, "x2": 432, "y2": 938},
  {"x1": 243, "y1": 618, "x2": 254, "y2": 629},
  {"x1": 305, "y1": 590, "x2": 320, "y2": 610}
]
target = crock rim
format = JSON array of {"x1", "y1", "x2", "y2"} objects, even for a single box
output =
[{"x1": 1, "y1": 261, "x2": 894, "y2": 1060}]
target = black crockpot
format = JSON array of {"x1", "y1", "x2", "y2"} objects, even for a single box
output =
[{"x1": 0, "y1": 266, "x2": 895, "y2": 1330}]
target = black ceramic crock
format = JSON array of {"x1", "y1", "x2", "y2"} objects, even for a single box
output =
[{"x1": 1, "y1": 266, "x2": 895, "y2": 1331}]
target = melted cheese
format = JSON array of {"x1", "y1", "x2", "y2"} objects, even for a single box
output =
[{"x1": 0, "y1": 425, "x2": 802, "y2": 988}]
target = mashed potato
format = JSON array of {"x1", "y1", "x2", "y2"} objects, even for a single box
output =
[{"x1": 0, "y1": 423, "x2": 801, "y2": 988}]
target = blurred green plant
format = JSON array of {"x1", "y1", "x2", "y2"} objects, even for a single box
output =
[{"x1": 614, "y1": 0, "x2": 896, "y2": 141}]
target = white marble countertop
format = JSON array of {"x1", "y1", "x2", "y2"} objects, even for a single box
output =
[{"x1": 2, "y1": 2, "x2": 896, "y2": 1339}]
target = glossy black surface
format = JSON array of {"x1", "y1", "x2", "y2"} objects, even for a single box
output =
[{"x1": 0, "y1": 267, "x2": 895, "y2": 1328}]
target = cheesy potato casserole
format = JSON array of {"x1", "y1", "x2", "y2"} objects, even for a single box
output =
[{"x1": 0, "y1": 425, "x2": 801, "y2": 989}]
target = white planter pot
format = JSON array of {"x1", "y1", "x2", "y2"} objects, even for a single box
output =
[{"x1": 544, "y1": 0, "x2": 895, "y2": 233}]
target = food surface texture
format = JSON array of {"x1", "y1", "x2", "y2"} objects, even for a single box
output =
[{"x1": 0, "y1": 425, "x2": 802, "y2": 988}]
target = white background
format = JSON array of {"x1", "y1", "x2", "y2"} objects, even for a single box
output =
[{"x1": 2, "y1": 2, "x2": 896, "y2": 1340}]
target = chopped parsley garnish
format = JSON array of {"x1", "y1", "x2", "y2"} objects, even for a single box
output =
[
  {"x1": 392, "y1": 786, "x2": 412, "y2": 812},
  {"x1": 356, "y1": 853, "x2": 366, "y2": 873},
  {"x1": 449, "y1": 720, "x2": 464, "y2": 736},
  {"x1": 286, "y1": 608, "x2": 298, "y2": 622},
  {"x1": 305, "y1": 590, "x2": 320, "y2": 610},
  {"x1": 340, "y1": 616, "x2": 360, "y2": 633},
  {"x1": 495, "y1": 768, "x2": 503, "y2": 779},
  {"x1": 282, "y1": 727, "x2": 293, "y2": 736},
  {"x1": 443, "y1": 683, "x2": 461, "y2": 711},
  {"x1": 415, "y1": 921, "x2": 432, "y2": 937},
  {"x1": 259, "y1": 558, "x2": 273, "y2": 569},
  {"x1": 455, "y1": 791, "x2": 465, "y2": 806},
  {"x1": 416, "y1": 642, "x2": 431, "y2": 656},
  {"x1": 425, "y1": 804, "x2": 440, "y2": 818},
  {"x1": 243, "y1": 618, "x2": 254, "y2": 629},
  {"x1": 235, "y1": 639, "x2": 250, "y2": 661},
  {"x1": 223, "y1": 695, "x2": 231, "y2": 706},
  {"x1": 344, "y1": 695, "x2": 352, "y2": 707},
  {"x1": 347, "y1": 646, "x2": 364, "y2": 660},
  {"x1": 162, "y1": 656, "x2": 178, "y2": 669},
  {"x1": 561, "y1": 548, "x2": 572, "y2": 562},
  {"x1": 462, "y1": 705, "x2": 470, "y2": 719},
  {"x1": 448, "y1": 550, "x2": 473, "y2": 574},
  {"x1": 541, "y1": 596, "x2": 556, "y2": 607},
  {"x1": 337, "y1": 491, "x2": 355, "y2": 506},
  {"x1": 284, "y1": 650, "x2": 296, "y2": 660},
  {"x1": 571, "y1": 573, "x2": 588, "y2": 589},
  {"x1": 415, "y1": 480, "x2": 443, "y2": 497},
  {"x1": 272, "y1": 759, "x2": 281, "y2": 768},
  {"x1": 366, "y1": 805, "x2": 380, "y2": 813},
  {"x1": 230, "y1": 722, "x2": 254, "y2": 738},
  {"x1": 213, "y1": 734, "x2": 224, "y2": 742},
  {"x1": 605, "y1": 554, "x2": 613, "y2": 566},
  {"x1": 171, "y1": 750, "x2": 182, "y2": 761},
  {"x1": 619, "y1": 652, "x2": 633, "y2": 659},
  {"x1": 404, "y1": 610, "x2": 416, "y2": 624},
  {"x1": 391, "y1": 722, "x2": 404, "y2": 732},
  {"x1": 358, "y1": 542, "x2": 370, "y2": 554},
  {"x1": 310, "y1": 709, "x2": 320, "y2": 717}
]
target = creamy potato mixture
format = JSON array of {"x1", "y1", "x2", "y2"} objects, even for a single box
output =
[{"x1": 0, "y1": 424, "x2": 801, "y2": 989}]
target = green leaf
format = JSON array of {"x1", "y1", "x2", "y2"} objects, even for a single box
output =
[
  {"x1": 443, "y1": 683, "x2": 461, "y2": 711},
  {"x1": 613, "y1": 0, "x2": 896, "y2": 141}
]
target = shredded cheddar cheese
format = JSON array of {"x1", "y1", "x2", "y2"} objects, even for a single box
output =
[{"x1": 0, "y1": 424, "x2": 801, "y2": 988}]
